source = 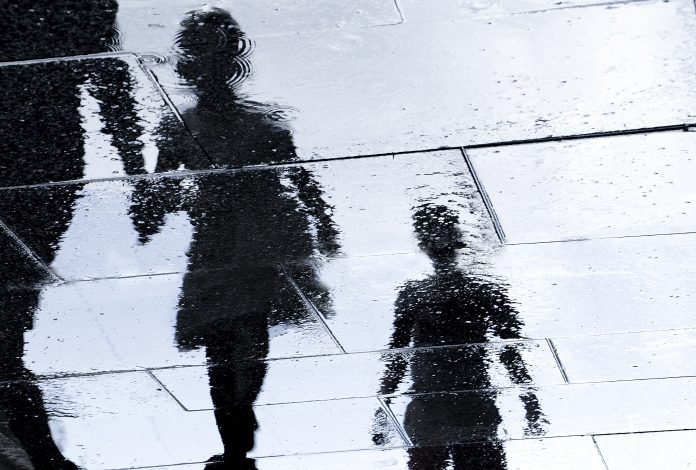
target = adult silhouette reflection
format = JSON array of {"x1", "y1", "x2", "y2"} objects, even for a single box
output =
[
  {"x1": 129, "y1": 9, "x2": 338, "y2": 469},
  {"x1": 0, "y1": 2, "x2": 146, "y2": 468},
  {"x1": 378, "y1": 204, "x2": 546, "y2": 469}
]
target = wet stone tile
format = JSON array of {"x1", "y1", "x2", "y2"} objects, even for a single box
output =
[
  {"x1": 389, "y1": 377, "x2": 696, "y2": 445},
  {"x1": 0, "y1": 371, "x2": 187, "y2": 469},
  {"x1": 487, "y1": 233, "x2": 696, "y2": 338},
  {"x1": 294, "y1": 232, "x2": 696, "y2": 349},
  {"x1": 595, "y1": 430, "x2": 696, "y2": 470},
  {"x1": 147, "y1": 0, "x2": 696, "y2": 158},
  {"x1": 51, "y1": 412, "x2": 222, "y2": 469},
  {"x1": 49, "y1": 398, "x2": 401, "y2": 468},
  {"x1": 297, "y1": 150, "x2": 497, "y2": 257},
  {"x1": 0, "y1": 55, "x2": 207, "y2": 188},
  {"x1": 39, "y1": 372, "x2": 181, "y2": 419},
  {"x1": 152, "y1": 342, "x2": 563, "y2": 409},
  {"x1": 289, "y1": 253, "x2": 528, "y2": 352},
  {"x1": 553, "y1": 329, "x2": 696, "y2": 383},
  {"x1": 0, "y1": 227, "x2": 53, "y2": 289},
  {"x1": 256, "y1": 436, "x2": 606, "y2": 470},
  {"x1": 0, "y1": 150, "x2": 494, "y2": 279},
  {"x1": 398, "y1": 0, "x2": 646, "y2": 24},
  {"x1": 250, "y1": 398, "x2": 405, "y2": 457},
  {"x1": 468, "y1": 131, "x2": 696, "y2": 243},
  {"x1": 16, "y1": 270, "x2": 337, "y2": 377},
  {"x1": 117, "y1": 0, "x2": 402, "y2": 55}
]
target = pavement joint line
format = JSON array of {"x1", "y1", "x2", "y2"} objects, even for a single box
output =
[
  {"x1": 0, "y1": 217, "x2": 61, "y2": 282},
  {"x1": 27, "y1": 370, "x2": 696, "y2": 410},
  {"x1": 461, "y1": 147, "x2": 507, "y2": 243},
  {"x1": 280, "y1": 263, "x2": 347, "y2": 353},
  {"x1": 591, "y1": 435, "x2": 611, "y2": 470},
  {"x1": 511, "y1": 0, "x2": 655, "y2": 16},
  {"x1": 392, "y1": 0, "x2": 405, "y2": 23},
  {"x1": 506, "y1": 230, "x2": 696, "y2": 246},
  {"x1": 105, "y1": 428, "x2": 696, "y2": 469},
  {"x1": 378, "y1": 396, "x2": 413, "y2": 446},
  {"x1": 546, "y1": 338, "x2": 571, "y2": 384},
  {"x1": 140, "y1": 66, "x2": 187, "y2": 127},
  {"x1": 145, "y1": 369, "x2": 191, "y2": 412},
  {"x1": 1, "y1": 122, "x2": 694, "y2": 192},
  {"x1": 141, "y1": 65, "x2": 217, "y2": 167},
  {"x1": 0, "y1": 51, "x2": 137, "y2": 67}
]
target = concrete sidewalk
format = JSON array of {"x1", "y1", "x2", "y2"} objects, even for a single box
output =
[{"x1": 1, "y1": 1, "x2": 696, "y2": 468}]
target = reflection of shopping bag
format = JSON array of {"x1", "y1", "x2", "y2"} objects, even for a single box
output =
[{"x1": 403, "y1": 392, "x2": 503, "y2": 445}]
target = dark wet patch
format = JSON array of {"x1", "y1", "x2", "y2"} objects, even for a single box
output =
[
  {"x1": 0, "y1": 56, "x2": 208, "y2": 188},
  {"x1": 0, "y1": 0, "x2": 120, "y2": 61},
  {"x1": 0, "y1": 228, "x2": 53, "y2": 289}
]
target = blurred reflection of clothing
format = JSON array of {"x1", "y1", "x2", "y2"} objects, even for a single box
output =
[
  {"x1": 379, "y1": 204, "x2": 545, "y2": 469},
  {"x1": 0, "y1": 2, "x2": 146, "y2": 469},
  {"x1": 130, "y1": 8, "x2": 338, "y2": 469}
]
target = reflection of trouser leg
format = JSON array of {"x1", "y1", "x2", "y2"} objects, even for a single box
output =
[
  {"x1": 0, "y1": 381, "x2": 77, "y2": 470},
  {"x1": 204, "y1": 316, "x2": 268, "y2": 468},
  {"x1": 450, "y1": 439, "x2": 507, "y2": 470},
  {"x1": 407, "y1": 446, "x2": 450, "y2": 470}
]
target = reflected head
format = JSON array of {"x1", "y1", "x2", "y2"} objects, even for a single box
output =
[
  {"x1": 412, "y1": 204, "x2": 465, "y2": 260},
  {"x1": 176, "y1": 7, "x2": 250, "y2": 86}
]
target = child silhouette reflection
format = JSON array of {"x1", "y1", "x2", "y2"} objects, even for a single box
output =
[
  {"x1": 129, "y1": 9, "x2": 338, "y2": 469},
  {"x1": 378, "y1": 204, "x2": 546, "y2": 469},
  {"x1": 0, "y1": 2, "x2": 147, "y2": 469}
]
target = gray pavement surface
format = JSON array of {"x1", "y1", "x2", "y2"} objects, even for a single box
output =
[{"x1": 1, "y1": 0, "x2": 696, "y2": 468}]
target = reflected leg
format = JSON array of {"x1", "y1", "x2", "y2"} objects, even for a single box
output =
[
  {"x1": 450, "y1": 439, "x2": 507, "y2": 469},
  {"x1": 0, "y1": 291, "x2": 77, "y2": 469},
  {"x1": 203, "y1": 313, "x2": 269, "y2": 469}
]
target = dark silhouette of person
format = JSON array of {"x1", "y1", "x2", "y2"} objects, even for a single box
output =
[
  {"x1": 128, "y1": 8, "x2": 339, "y2": 469},
  {"x1": 377, "y1": 204, "x2": 546, "y2": 469},
  {"x1": 0, "y1": 2, "x2": 148, "y2": 468}
]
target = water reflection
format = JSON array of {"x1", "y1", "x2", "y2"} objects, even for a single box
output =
[
  {"x1": 0, "y1": 2, "x2": 148, "y2": 468},
  {"x1": 129, "y1": 8, "x2": 338, "y2": 468},
  {"x1": 378, "y1": 204, "x2": 546, "y2": 468},
  {"x1": 0, "y1": 0, "x2": 120, "y2": 61}
]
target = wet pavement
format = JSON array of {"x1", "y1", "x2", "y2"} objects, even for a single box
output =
[{"x1": 1, "y1": 0, "x2": 696, "y2": 469}]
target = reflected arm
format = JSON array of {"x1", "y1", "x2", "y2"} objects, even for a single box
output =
[
  {"x1": 285, "y1": 167, "x2": 341, "y2": 257},
  {"x1": 379, "y1": 284, "x2": 417, "y2": 395},
  {"x1": 90, "y1": 59, "x2": 146, "y2": 175},
  {"x1": 128, "y1": 178, "x2": 189, "y2": 244}
]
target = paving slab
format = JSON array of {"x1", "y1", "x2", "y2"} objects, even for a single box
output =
[
  {"x1": 146, "y1": 0, "x2": 696, "y2": 159},
  {"x1": 389, "y1": 377, "x2": 696, "y2": 444},
  {"x1": 0, "y1": 55, "x2": 206, "y2": 188},
  {"x1": 553, "y1": 329, "x2": 696, "y2": 383},
  {"x1": 117, "y1": 0, "x2": 401, "y2": 56},
  {"x1": 12, "y1": 271, "x2": 338, "y2": 377},
  {"x1": 45, "y1": 398, "x2": 402, "y2": 468},
  {"x1": 489, "y1": 233, "x2": 696, "y2": 338},
  {"x1": 595, "y1": 430, "x2": 696, "y2": 470},
  {"x1": 294, "y1": 232, "x2": 696, "y2": 349},
  {"x1": 255, "y1": 437, "x2": 606, "y2": 470},
  {"x1": 398, "y1": 0, "x2": 651, "y2": 23},
  {"x1": 0, "y1": 150, "x2": 493, "y2": 279},
  {"x1": 152, "y1": 341, "x2": 563, "y2": 409},
  {"x1": 468, "y1": 131, "x2": 696, "y2": 243}
]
